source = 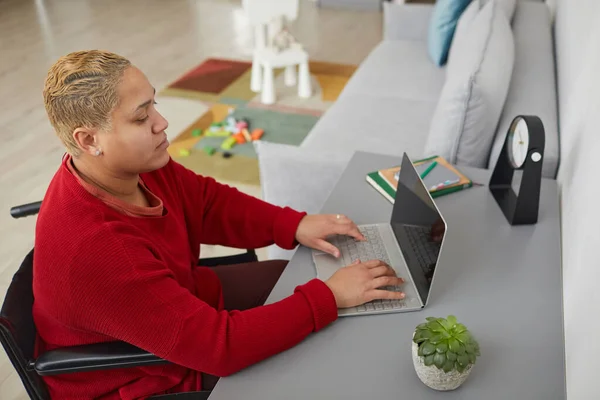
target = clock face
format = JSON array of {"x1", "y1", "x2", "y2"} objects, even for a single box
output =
[{"x1": 508, "y1": 117, "x2": 529, "y2": 168}]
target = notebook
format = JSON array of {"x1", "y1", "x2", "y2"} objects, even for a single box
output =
[{"x1": 366, "y1": 155, "x2": 472, "y2": 203}]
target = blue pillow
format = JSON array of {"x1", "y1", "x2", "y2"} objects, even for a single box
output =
[{"x1": 428, "y1": 0, "x2": 473, "y2": 66}]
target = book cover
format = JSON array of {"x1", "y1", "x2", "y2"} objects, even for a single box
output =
[{"x1": 366, "y1": 155, "x2": 472, "y2": 203}]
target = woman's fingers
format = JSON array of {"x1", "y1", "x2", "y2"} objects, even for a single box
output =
[
  {"x1": 366, "y1": 288, "x2": 406, "y2": 302},
  {"x1": 332, "y1": 214, "x2": 366, "y2": 241},
  {"x1": 314, "y1": 238, "x2": 340, "y2": 258},
  {"x1": 362, "y1": 259, "x2": 388, "y2": 269},
  {"x1": 369, "y1": 275, "x2": 405, "y2": 290},
  {"x1": 369, "y1": 265, "x2": 396, "y2": 278}
]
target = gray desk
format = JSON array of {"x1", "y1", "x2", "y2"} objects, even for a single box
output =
[{"x1": 210, "y1": 151, "x2": 565, "y2": 399}]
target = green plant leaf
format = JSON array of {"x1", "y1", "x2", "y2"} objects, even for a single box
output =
[
  {"x1": 434, "y1": 352, "x2": 446, "y2": 369},
  {"x1": 436, "y1": 341, "x2": 448, "y2": 353},
  {"x1": 457, "y1": 332, "x2": 472, "y2": 344},
  {"x1": 430, "y1": 334, "x2": 444, "y2": 344},
  {"x1": 438, "y1": 318, "x2": 453, "y2": 331},
  {"x1": 473, "y1": 341, "x2": 481, "y2": 356},
  {"x1": 443, "y1": 359, "x2": 454, "y2": 373},
  {"x1": 416, "y1": 323, "x2": 427, "y2": 330},
  {"x1": 414, "y1": 330, "x2": 431, "y2": 343},
  {"x1": 427, "y1": 320, "x2": 445, "y2": 333},
  {"x1": 413, "y1": 330, "x2": 424, "y2": 342},
  {"x1": 446, "y1": 351, "x2": 457, "y2": 361},
  {"x1": 418, "y1": 344, "x2": 425, "y2": 357},
  {"x1": 464, "y1": 343, "x2": 475, "y2": 355},
  {"x1": 456, "y1": 343, "x2": 467, "y2": 355},
  {"x1": 448, "y1": 338, "x2": 461, "y2": 353},
  {"x1": 456, "y1": 362, "x2": 466, "y2": 373},
  {"x1": 426, "y1": 317, "x2": 438, "y2": 322},
  {"x1": 420, "y1": 330, "x2": 433, "y2": 339},
  {"x1": 424, "y1": 354, "x2": 435, "y2": 366},
  {"x1": 469, "y1": 353, "x2": 477, "y2": 364},
  {"x1": 457, "y1": 354, "x2": 470, "y2": 367},
  {"x1": 454, "y1": 323, "x2": 468, "y2": 334},
  {"x1": 447, "y1": 315, "x2": 457, "y2": 327},
  {"x1": 422, "y1": 342, "x2": 436, "y2": 356}
]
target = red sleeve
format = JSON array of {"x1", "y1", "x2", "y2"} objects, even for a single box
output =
[
  {"x1": 168, "y1": 159, "x2": 306, "y2": 250},
  {"x1": 67, "y1": 227, "x2": 338, "y2": 377}
]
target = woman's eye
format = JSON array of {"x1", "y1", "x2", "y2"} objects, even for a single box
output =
[{"x1": 137, "y1": 116, "x2": 149, "y2": 123}]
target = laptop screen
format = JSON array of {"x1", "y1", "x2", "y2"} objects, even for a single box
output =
[{"x1": 390, "y1": 153, "x2": 446, "y2": 305}]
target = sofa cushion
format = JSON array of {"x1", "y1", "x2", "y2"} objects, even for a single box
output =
[
  {"x1": 427, "y1": 0, "x2": 472, "y2": 66},
  {"x1": 488, "y1": 1, "x2": 559, "y2": 178},
  {"x1": 340, "y1": 40, "x2": 446, "y2": 103},
  {"x1": 254, "y1": 141, "x2": 350, "y2": 260},
  {"x1": 424, "y1": 0, "x2": 515, "y2": 168},
  {"x1": 301, "y1": 93, "x2": 437, "y2": 160}
]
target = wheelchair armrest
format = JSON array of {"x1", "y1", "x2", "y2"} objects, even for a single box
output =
[
  {"x1": 34, "y1": 341, "x2": 169, "y2": 376},
  {"x1": 199, "y1": 249, "x2": 257, "y2": 267},
  {"x1": 10, "y1": 201, "x2": 42, "y2": 219}
]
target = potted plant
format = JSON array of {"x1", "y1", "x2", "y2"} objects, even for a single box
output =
[{"x1": 412, "y1": 315, "x2": 480, "y2": 391}]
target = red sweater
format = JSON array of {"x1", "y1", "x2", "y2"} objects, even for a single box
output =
[{"x1": 33, "y1": 157, "x2": 338, "y2": 399}]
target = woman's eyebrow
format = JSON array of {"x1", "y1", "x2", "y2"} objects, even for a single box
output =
[{"x1": 134, "y1": 87, "x2": 156, "y2": 112}]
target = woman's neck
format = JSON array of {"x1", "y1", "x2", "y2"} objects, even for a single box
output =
[{"x1": 71, "y1": 156, "x2": 140, "y2": 199}]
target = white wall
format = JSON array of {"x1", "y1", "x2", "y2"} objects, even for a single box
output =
[{"x1": 554, "y1": 1, "x2": 600, "y2": 398}]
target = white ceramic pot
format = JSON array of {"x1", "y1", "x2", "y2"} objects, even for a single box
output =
[{"x1": 412, "y1": 341, "x2": 473, "y2": 391}]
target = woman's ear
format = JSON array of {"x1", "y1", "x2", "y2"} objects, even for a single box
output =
[{"x1": 73, "y1": 128, "x2": 102, "y2": 156}]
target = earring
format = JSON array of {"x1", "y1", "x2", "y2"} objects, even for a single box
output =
[{"x1": 95, "y1": 149, "x2": 102, "y2": 156}]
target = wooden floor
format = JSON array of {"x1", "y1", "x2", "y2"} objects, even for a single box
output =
[{"x1": 0, "y1": 0, "x2": 382, "y2": 397}]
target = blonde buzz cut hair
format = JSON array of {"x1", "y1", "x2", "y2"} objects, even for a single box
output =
[{"x1": 43, "y1": 50, "x2": 131, "y2": 156}]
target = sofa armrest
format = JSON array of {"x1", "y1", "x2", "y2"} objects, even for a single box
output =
[{"x1": 383, "y1": 2, "x2": 433, "y2": 42}]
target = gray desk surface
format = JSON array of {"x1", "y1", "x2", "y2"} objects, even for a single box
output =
[{"x1": 210, "y1": 151, "x2": 565, "y2": 400}]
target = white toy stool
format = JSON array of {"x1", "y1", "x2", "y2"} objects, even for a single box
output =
[
  {"x1": 242, "y1": 0, "x2": 312, "y2": 104},
  {"x1": 251, "y1": 48, "x2": 312, "y2": 105}
]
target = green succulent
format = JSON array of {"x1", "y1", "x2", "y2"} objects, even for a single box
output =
[{"x1": 413, "y1": 315, "x2": 480, "y2": 373}]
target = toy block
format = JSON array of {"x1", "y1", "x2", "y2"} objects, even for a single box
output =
[{"x1": 251, "y1": 128, "x2": 264, "y2": 141}]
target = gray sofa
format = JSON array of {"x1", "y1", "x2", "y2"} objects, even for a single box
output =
[
  {"x1": 256, "y1": 0, "x2": 558, "y2": 261},
  {"x1": 303, "y1": 1, "x2": 558, "y2": 177}
]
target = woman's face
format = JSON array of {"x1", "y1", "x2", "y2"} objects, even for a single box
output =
[{"x1": 97, "y1": 66, "x2": 170, "y2": 175}]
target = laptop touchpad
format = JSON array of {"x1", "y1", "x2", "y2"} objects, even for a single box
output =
[{"x1": 313, "y1": 253, "x2": 343, "y2": 281}]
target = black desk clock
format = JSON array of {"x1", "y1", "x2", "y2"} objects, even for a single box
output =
[{"x1": 489, "y1": 115, "x2": 545, "y2": 225}]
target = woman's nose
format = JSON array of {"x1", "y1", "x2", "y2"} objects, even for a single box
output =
[{"x1": 154, "y1": 111, "x2": 169, "y2": 134}]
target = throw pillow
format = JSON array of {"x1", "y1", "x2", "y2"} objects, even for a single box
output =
[
  {"x1": 451, "y1": 0, "x2": 481, "y2": 46},
  {"x1": 254, "y1": 141, "x2": 350, "y2": 260},
  {"x1": 482, "y1": 0, "x2": 517, "y2": 21},
  {"x1": 424, "y1": 0, "x2": 515, "y2": 168},
  {"x1": 427, "y1": 0, "x2": 473, "y2": 67}
]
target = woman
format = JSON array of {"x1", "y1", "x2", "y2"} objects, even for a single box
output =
[{"x1": 33, "y1": 50, "x2": 405, "y2": 399}]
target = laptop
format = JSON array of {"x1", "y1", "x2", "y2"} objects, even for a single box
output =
[{"x1": 312, "y1": 153, "x2": 447, "y2": 317}]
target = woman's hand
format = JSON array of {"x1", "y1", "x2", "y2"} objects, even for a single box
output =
[
  {"x1": 295, "y1": 214, "x2": 366, "y2": 258},
  {"x1": 325, "y1": 259, "x2": 405, "y2": 308}
]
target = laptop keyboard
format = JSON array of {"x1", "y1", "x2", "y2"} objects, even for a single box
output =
[
  {"x1": 335, "y1": 225, "x2": 391, "y2": 265},
  {"x1": 330, "y1": 225, "x2": 408, "y2": 312}
]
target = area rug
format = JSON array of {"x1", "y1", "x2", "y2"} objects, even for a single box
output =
[{"x1": 158, "y1": 58, "x2": 357, "y2": 186}]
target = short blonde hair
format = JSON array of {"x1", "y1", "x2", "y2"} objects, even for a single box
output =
[{"x1": 43, "y1": 50, "x2": 131, "y2": 156}]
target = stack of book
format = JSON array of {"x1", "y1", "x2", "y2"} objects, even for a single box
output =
[{"x1": 366, "y1": 155, "x2": 473, "y2": 203}]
